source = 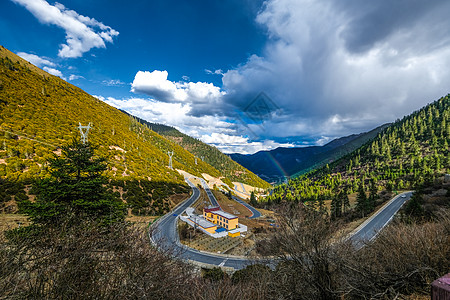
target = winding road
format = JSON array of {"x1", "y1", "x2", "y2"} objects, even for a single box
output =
[
  {"x1": 231, "y1": 195, "x2": 261, "y2": 219},
  {"x1": 151, "y1": 178, "x2": 254, "y2": 269},
  {"x1": 349, "y1": 191, "x2": 412, "y2": 249},
  {"x1": 151, "y1": 178, "x2": 412, "y2": 270}
]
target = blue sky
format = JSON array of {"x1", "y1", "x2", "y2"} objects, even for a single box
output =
[{"x1": 2, "y1": 0, "x2": 450, "y2": 154}]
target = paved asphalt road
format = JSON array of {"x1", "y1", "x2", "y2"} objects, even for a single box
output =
[
  {"x1": 349, "y1": 191, "x2": 412, "y2": 249},
  {"x1": 234, "y1": 182, "x2": 250, "y2": 196},
  {"x1": 152, "y1": 179, "x2": 412, "y2": 270},
  {"x1": 231, "y1": 195, "x2": 261, "y2": 219},
  {"x1": 151, "y1": 178, "x2": 254, "y2": 269},
  {"x1": 199, "y1": 178, "x2": 220, "y2": 207}
]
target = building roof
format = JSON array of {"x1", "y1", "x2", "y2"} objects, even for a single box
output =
[
  {"x1": 189, "y1": 216, "x2": 216, "y2": 229},
  {"x1": 203, "y1": 206, "x2": 221, "y2": 213},
  {"x1": 229, "y1": 228, "x2": 240, "y2": 234},
  {"x1": 214, "y1": 210, "x2": 237, "y2": 220}
]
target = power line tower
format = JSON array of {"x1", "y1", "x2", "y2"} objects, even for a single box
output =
[
  {"x1": 168, "y1": 151, "x2": 174, "y2": 169},
  {"x1": 201, "y1": 156, "x2": 204, "y2": 161},
  {"x1": 78, "y1": 122, "x2": 91, "y2": 144}
]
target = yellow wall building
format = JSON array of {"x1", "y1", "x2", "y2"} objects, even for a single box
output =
[{"x1": 203, "y1": 206, "x2": 239, "y2": 231}]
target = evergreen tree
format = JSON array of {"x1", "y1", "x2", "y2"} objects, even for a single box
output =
[
  {"x1": 368, "y1": 180, "x2": 378, "y2": 212},
  {"x1": 250, "y1": 191, "x2": 258, "y2": 207},
  {"x1": 404, "y1": 191, "x2": 424, "y2": 218},
  {"x1": 330, "y1": 193, "x2": 342, "y2": 220},
  {"x1": 342, "y1": 187, "x2": 350, "y2": 213},
  {"x1": 20, "y1": 139, "x2": 125, "y2": 227},
  {"x1": 356, "y1": 181, "x2": 368, "y2": 217}
]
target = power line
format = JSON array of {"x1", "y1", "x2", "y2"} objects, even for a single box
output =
[{"x1": 0, "y1": 128, "x2": 58, "y2": 148}]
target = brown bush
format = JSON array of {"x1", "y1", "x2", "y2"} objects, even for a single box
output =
[{"x1": 0, "y1": 222, "x2": 196, "y2": 299}]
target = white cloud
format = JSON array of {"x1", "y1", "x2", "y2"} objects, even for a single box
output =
[
  {"x1": 12, "y1": 0, "x2": 119, "y2": 58},
  {"x1": 205, "y1": 69, "x2": 223, "y2": 75},
  {"x1": 69, "y1": 74, "x2": 83, "y2": 81},
  {"x1": 131, "y1": 70, "x2": 226, "y2": 116},
  {"x1": 17, "y1": 52, "x2": 55, "y2": 67},
  {"x1": 96, "y1": 95, "x2": 289, "y2": 153},
  {"x1": 200, "y1": 133, "x2": 294, "y2": 154},
  {"x1": 102, "y1": 79, "x2": 126, "y2": 86},
  {"x1": 17, "y1": 51, "x2": 67, "y2": 80},
  {"x1": 43, "y1": 66, "x2": 65, "y2": 79}
]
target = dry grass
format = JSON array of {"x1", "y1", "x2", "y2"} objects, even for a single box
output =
[
  {"x1": 0, "y1": 214, "x2": 29, "y2": 233},
  {"x1": 213, "y1": 190, "x2": 253, "y2": 218}
]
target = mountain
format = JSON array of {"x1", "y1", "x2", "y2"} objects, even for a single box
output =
[
  {"x1": 0, "y1": 45, "x2": 268, "y2": 215},
  {"x1": 119, "y1": 111, "x2": 270, "y2": 189},
  {"x1": 230, "y1": 124, "x2": 389, "y2": 183},
  {"x1": 264, "y1": 95, "x2": 449, "y2": 205}
]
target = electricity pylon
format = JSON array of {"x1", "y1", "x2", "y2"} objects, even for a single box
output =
[
  {"x1": 168, "y1": 151, "x2": 174, "y2": 169},
  {"x1": 78, "y1": 123, "x2": 91, "y2": 144}
]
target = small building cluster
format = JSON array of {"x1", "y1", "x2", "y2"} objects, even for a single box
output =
[{"x1": 180, "y1": 206, "x2": 247, "y2": 238}]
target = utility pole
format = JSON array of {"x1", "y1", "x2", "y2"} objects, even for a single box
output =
[
  {"x1": 168, "y1": 151, "x2": 174, "y2": 169},
  {"x1": 195, "y1": 157, "x2": 197, "y2": 165},
  {"x1": 78, "y1": 122, "x2": 91, "y2": 144}
]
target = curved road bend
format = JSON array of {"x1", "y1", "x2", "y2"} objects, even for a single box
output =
[
  {"x1": 231, "y1": 195, "x2": 261, "y2": 219},
  {"x1": 216, "y1": 182, "x2": 261, "y2": 219},
  {"x1": 234, "y1": 182, "x2": 250, "y2": 196},
  {"x1": 349, "y1": 191, "x2": 412, "y2": 249},
  {"x1": 151, "y1": 178, "x2": 254, "y2": 269},
  {"x1": 152, "y1": 178, "x2": 412, "y2": 270}
]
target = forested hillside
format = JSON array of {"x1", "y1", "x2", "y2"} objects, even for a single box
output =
[
  {"x1": 0, "y1": 46, "x2": 263, "y2": 215},
  {"x1": 264, "y1": 95, "x2": 449, "y2": 215},
  {"x1": 230, "y1": 124, "x2": 389, "y2": 183},
  {"x1": 120, "y1": 112, "x2": 270, "y2": 189}
]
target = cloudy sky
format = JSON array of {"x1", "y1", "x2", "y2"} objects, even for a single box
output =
[{"x1": 2, "y1": 0, "x2": 450, "y2": 154}]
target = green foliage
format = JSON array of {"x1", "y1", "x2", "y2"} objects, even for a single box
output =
[
  {"x1": 250, "y1": 191, "x2": 258, "y2": 206},
  {"x1": 262, "y1": 95, "x2": 450, "y2": 217},
  {"x1": 356, "y1": 181, "x2": 368, "y2": 217},
  {"x1": 126, "y1": 113, "x2": 270, "y2": 189},
  {"x1": 202, "y1": 267, "x2": 226, "y2": 282},
  {"x1": 404, "y1": 190, "x2": 424, "y2": 218},
  {"x1": 0, "y1": 45, "x2": 267, "y2": 214},
  {"x1": 19, "y1": 139, "x2": 125, "y2": 226}
]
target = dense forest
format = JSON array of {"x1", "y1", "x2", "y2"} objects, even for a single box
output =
[
  {"x1": 263, "y1": 95, "x2": 449, "y2": 217},
  {"x1": 0, "y1": 46, "x2": 267, "y2": 216},
  {"x1": 230, "y1": 123, "x2": 388, "y2": 183}
]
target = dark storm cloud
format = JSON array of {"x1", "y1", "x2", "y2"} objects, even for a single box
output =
[
  {"x1": 220, "y1": 0, "x2": 450, "y2": 140},
  {"x1": 338, "y1": 0, "x2": 447, "y2": 54},
  {"x1": 131, "y1": 0, "x2": 450, "y2": 146}
]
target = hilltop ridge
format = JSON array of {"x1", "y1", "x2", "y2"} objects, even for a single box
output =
[{"x1": 0, "y1": 45, "x2": 268, "y2": 215}]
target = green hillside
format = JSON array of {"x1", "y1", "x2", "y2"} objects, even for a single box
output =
[
  {"x1": 120, "y1": 112, "x2": 270, "y2": 189},
  {"x1": 0, "y1": 45, "x2": 264, "y2": 215},
  {"x1": 265, "y1": 95, "x2": 450, "y2": 210}
]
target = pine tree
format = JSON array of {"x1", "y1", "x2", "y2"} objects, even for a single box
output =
[
  {"x1": 20, "y1": 139, "x2": 125, "y2": 227},
  {"x1": 368, "y1": 180, "x2": 378, "y2": 212},
  {"x1": 250, "y1": 191, "x2": 257, "y2": 207},
  {"x1": 356, "y1": 181, "x2": 368, "y2": 217},
  {"x1": 340, "y1": 187, "x2": 349, "y2": 213}
]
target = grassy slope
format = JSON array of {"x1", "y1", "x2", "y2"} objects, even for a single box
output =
[
  {"x1": 0, "y1": 45, "x2": 258, "y2": 214},
  {"x1": 120, "y1": 112, "x2": 270, "y2": 189}
]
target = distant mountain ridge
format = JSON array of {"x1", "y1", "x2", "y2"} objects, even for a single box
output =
[
  {"x1": 119, "y1": 110, "x2": 270, "y2": 189},
  {"x1": 230, "y1": 124, "x2": 389, "y2": 183},
  {"x1": 264, "y1": 94, "x2": 450, "y2": 206}
]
